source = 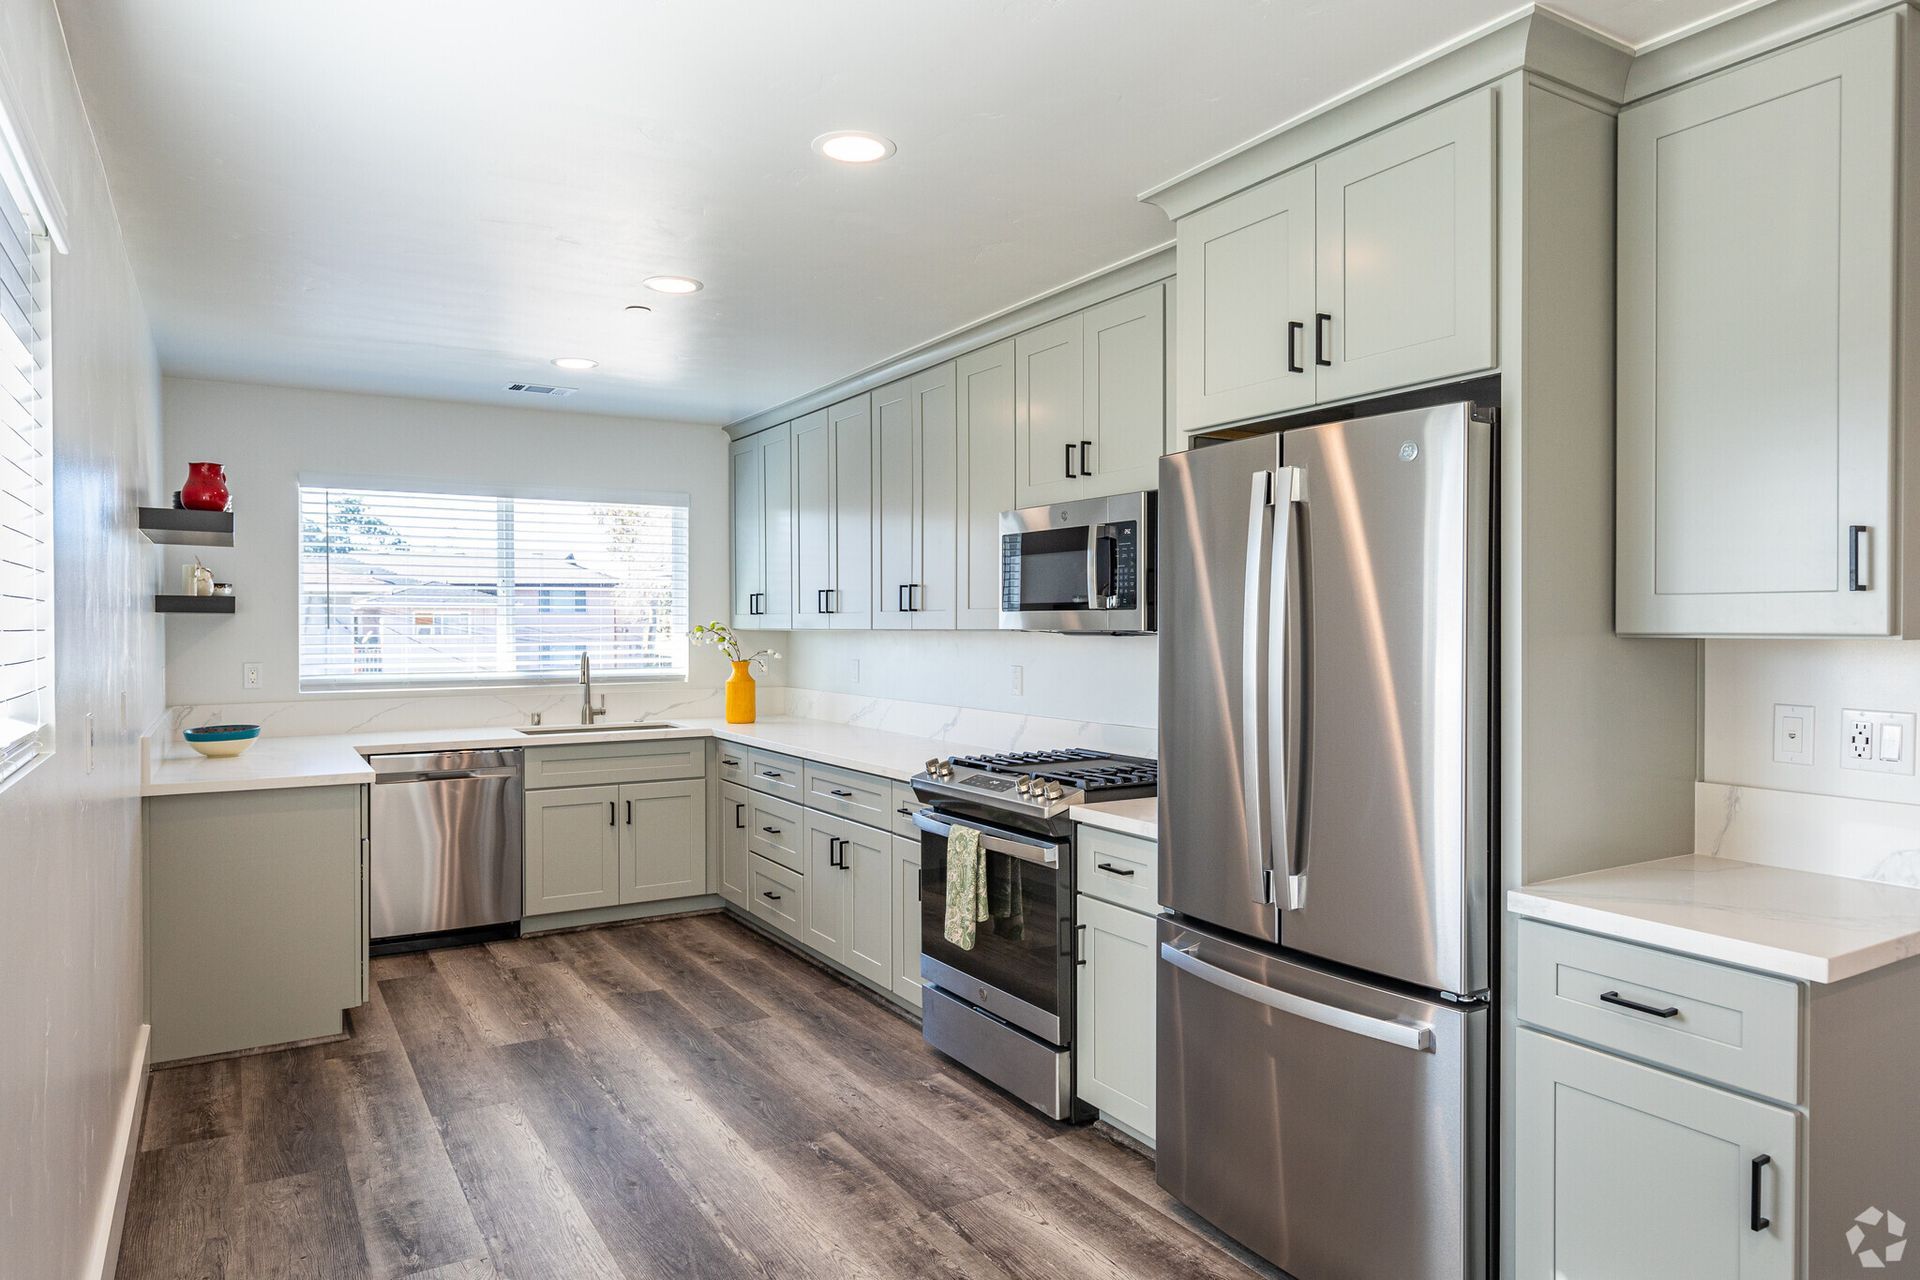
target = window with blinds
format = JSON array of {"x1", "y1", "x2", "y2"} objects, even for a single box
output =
[
  {"x1": 298, "y1": 485, "x2": 690, "y2": 690},
  {"x1": 0, "y1": 158, "x2": 49, "y2": 783}
]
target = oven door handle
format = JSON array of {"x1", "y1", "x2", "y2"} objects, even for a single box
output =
[{"x1": 912, "y1": 810, "x2": 1062, "y2": 867}]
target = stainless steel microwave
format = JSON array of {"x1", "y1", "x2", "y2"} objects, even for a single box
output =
[{"x1": 999, "y1": 491, "x2": 1155, "y2": 634}]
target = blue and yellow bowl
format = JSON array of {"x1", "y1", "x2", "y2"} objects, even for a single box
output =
[{"x1": 183, "y1": 723, "x2": 261, "y2": 758}]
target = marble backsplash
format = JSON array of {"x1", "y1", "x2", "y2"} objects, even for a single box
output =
[
  {"x1": 1696, "y1": 781, "x2": 1920, "y2": 887},
  {"x1": 780, "y1": 687, "x2": 1156, "y2": 758}
]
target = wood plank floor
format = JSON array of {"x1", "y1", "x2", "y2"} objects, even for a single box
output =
[{"x1": 118, "y1": 911, "x2": 1283, "y2": 1280}]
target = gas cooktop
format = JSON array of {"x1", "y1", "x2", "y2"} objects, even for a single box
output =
[{"x1": 911, "y1": 748, "x2": 1158, "y2": 828}]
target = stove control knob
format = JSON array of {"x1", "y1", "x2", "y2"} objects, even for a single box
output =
[
  {"x1": 925, "y1": 758, "x2": 941, "y2": 776},
  {"x1": 1015, "y1": 776, "x2": 1031, "y2": 795},
  {"x1": 1044, "y1": 780, "x2": 1064, "y2": 801}
]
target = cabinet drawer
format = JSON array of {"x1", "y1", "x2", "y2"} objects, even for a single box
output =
[
  {"x1": 891, "y1": 781, "x2": 920, "y2": 837},
  {"x1": 525, "y1": 738, "x2": 705, "y2": 789},
  {"x1": 749, "y1": 854, "x2": 807, "y2": 943},
  {"x1": 746, "y1": 793, "x2": 804, "y2": 873},
  {"x1": 714, "y1": 743, "x2": 749, "y2": 785},
  {"x1": 1518, "y1": 920, "x2": 1801, "y2": 1104},
  {"x1": 1076, "y1": 825, "x2": 1159, "y2": 913},
  {"x1": 802, "y1": 761, "x2": 892, "y2": 828},
  {"x1": 745, "y1": 749, "x2": 803, "y2": 800}
]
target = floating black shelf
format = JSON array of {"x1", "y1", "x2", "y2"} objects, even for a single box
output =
[
  {"x1": 138, "y1": 506, "x2": 234, "y2": 547},
  {"x1": 154, "y1": 594, "x2": 236, "y2": 614}
]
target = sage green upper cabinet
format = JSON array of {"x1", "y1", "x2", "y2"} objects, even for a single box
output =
[
  {"x1": 1172, "y1": 89, "x2": 1496, "y2": 432},
  {"x1": 1177, "y1": 166, "x2": 1317, "y2": 430},
  {"x1": 793, "y1": 396, "x2": 873, "y2": 630},
  {"x1": 955, "y1": 340, "x2": 1016, "y2": 629},
  {"x1": 729, "y1": 423, "x2": 792, "y2": 629},
  {"x1": 873, "y1": 362, "x2": 958, "y2": 630},
  {"x1": 1015, "y1": 284, "x2": 1167, "y2": 506},
  {"x1": 1312, "y1": 88, "x2": 1496, "y2": 404},
  {"x1": 1616, "y1": 15, "x2": 1902, "y2": 637}
]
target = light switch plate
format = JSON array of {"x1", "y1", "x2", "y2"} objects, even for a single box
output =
[
  {"x1": 1840, "y1": 708, "x2": 1917, "y2": 775},
  {"x1": 1773, "y1": 704, "x2": 1814, "y2": 765}
]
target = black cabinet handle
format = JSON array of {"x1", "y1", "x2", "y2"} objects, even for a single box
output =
[
  {"x1": 625, "y1": 799, "x2": 633, "y2": 825},
  {"x1": 1080, "y1": 440, "x2": 1093, "y2": 475},
  {"x1": 1850, "y1": 525, "x2": 1870, "y2": 591},
  {"x1": 1287, "y1": 320, "x2": 1304, "y2": 373},
  {"x1": 1096, "y1": 861, "x2": 1136, "y2": 878},
  {"x1": 1064, "y1": 442, "x2": 1078, "y2": 478},
  {"x1": 897, "y1": 806, "x2": 914, "y2": 816},
  {"x1": 721, "y1": 757, "x2": 740, "y2": 767},
  {"x1": 1314, "y1": 312, "x2": 1333, "y2": 366},
  {"x1": 1750, "y1": 1155, "x2": 1771, "y2": 1232},
  {"x1": 1600, "y1": 990, "x2": 1680, "y2": 1019},
  {"x1": 911, "y1": 583, "x2": 922, "y2": 612},
  {"x1": 734, "y1": 802, "x2": 744, "y2": 829},
  {"x1": 762, "y1": 890, "x2": 782, "y2": 902},
  {"x1": 1075, "y1": 923, "x2": 1087, "y2": 967},
  {"x1": 761, "y1": 769, "x2": 781, "y2": 778},
  {"x1": 830, "y1": 788, "x2": 853, "y2": 798},
  {"x1": 761, "y1": 825, "x2": 781, "y2": 835},
  {"x1": 608, "y1": 802, "x2": 616, "y2": 826}
]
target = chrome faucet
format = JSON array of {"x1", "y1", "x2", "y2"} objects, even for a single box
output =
[{"x1": 579, "y1": 652, "x2": 607, "y2": 725}]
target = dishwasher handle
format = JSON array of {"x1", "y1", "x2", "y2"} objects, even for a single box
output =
[{"x1": 374, "y1": 767, "x2": 521, "y2": 784}]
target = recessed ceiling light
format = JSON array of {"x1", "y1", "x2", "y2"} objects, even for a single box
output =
[
  {"x1": 551, "y1": 356, "x2": 598, "y2": 371},
  {"x1": 812, "y1": 131, "x2": 896, "y2": 164},
  {"x1": 643, "y1": 275, "x2": 704, "y2": 295}
]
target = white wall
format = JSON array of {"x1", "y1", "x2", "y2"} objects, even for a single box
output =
[
  {"x1": 783, "y1": 629, "x2": 1157, "y2": 729},
  {"x1": 1704, "y1": 640, "x2": 1920, "y2": 804},
  {"x1": 160, "y1": 377, "x2": 772, "y2": 718},
  {"x1": 0, "y1": 1, "x2": 165, "y2": 1275}
]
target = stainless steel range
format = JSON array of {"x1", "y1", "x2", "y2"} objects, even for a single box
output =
[{"x1": 910, "y1": 748, "x2": 1157, "y2": 1120}]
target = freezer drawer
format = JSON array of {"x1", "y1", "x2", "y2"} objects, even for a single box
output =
[{"x1": 1156, "y1": 916, "x2": 1486, "y2": 1279}]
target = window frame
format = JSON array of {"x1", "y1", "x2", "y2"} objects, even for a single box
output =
[{"x1": 294, "y1": 476, "x2": 693, "y2": 694}]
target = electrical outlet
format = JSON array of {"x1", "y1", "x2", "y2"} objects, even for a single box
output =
[
  {"x1": 1773, "y1": 704, "x2": 1814, "y2": 765},
  {"x1": 1010, "y1": 665, "x2": 1024, "y2": 697},
  {"x1": 1840, "y1": 708, "x2": 1917, "y2": 775},
  {"x1": 243, "y1": 662, "x2": 262, "y2": 690}
]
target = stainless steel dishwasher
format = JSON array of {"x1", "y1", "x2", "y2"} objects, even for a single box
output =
[{"x1": 368, "y1": 748, "x2": 523, "y2": 946}]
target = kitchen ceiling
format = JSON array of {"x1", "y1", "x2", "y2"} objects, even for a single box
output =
[{"x1": 58, "y1": 0, "x2": 1749, "y2": 424}]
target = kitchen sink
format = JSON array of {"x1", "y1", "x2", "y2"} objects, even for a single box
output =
[{"x1": 516, "y1": 721, "x2": 682, "y2": 736}]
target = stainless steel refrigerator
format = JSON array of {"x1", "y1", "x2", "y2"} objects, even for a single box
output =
[{"x1": 1156, "y1": 401, "x2": 1492, "y2": 1280}]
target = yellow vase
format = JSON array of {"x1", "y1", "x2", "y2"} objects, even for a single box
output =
[{"x1": 725, "y1": 659, "x2": 756, "y2": 724}]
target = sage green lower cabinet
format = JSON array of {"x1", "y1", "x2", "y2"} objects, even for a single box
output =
[
  {"x1": 892, "y1": 834, "x2": 923, "y2": 1009},
  {"x1": 618, "y1": 779, "x2": 706, "y2": 904},
  {"x1": 718, "y1": 780, "x2": 751, "y2": 907},
  {"x1": 802, "y1": 811, "x2": 892, "y2": 991},
  {"x1": 1517, "y1": 1029, "x2": 1798, "y2": 1279},
  {"x1": 1074, "y1": 892, "x2": 1157, "y2": 1143},
  {"x1": 145, "y1": 785, "x2": 366, "y2": 1063},
  {"x1": 524, "y1": 785, "x2": 623, "y2": 915},
  {"x1": 749, "y1": 853, "x2": 807, "y2": 942}
]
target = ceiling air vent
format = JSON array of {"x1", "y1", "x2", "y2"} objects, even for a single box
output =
[{"x1": 505, "y1": 382, "x2": 577, "y2": 397}]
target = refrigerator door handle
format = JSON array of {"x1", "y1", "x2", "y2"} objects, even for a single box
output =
[
  {"x1": 1241, "y1": 471, "x2": 1277, "y2": 905},
  {"x1": 1272, "y1": 468, "x2": 1306, "y2": 911},
  {"x1": 1161, "y1": 942, "x2": 1434, "y2": 1052}
]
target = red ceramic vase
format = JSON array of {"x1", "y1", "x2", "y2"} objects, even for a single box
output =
[{"x1": 180, "y1": 462, "x2": 230, "y2": 512}]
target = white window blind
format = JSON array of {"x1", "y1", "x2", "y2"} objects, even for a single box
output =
[
  {"x1": 298, "y1": 485, "x2": 690, "y2": 690},
  {"x1": 0, "y1": 152, "x2": 49, "y2": 783}
]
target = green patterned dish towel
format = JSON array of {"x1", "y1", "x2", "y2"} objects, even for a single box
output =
[{"x1": 943, "y1": 823, "x2": 988, "y2": 949}]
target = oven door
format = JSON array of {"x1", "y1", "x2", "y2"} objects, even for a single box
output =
[{"x1": 915, "y1": 810, "x2": 1071, "y2": 1045}]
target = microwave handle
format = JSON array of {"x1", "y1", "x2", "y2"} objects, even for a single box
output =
[{"x1": 1085, "y1": 529, "x2": 1106, "y2": 610}]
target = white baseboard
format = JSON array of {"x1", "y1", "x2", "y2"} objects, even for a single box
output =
[{"x1": 86, "y1": 1022, "x2": 150, "y2": 1280}]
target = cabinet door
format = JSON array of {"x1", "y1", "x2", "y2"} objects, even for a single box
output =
[
  {"x1": 1175, "y1": 166, "x2": 1317, "y2": 431},
  {"x1": 1616, "y1": 16, "x2": 1898, "y2": 636},
  {"x1": 729, "y1": 433, "x2": 765, "y2": 628},
  {"x1": 1081, "y1": 284, "x2": 1166, "y2": 497},
  {"x1": 718, "y1": 781, "x2": 750, "y2": 907},
  {"x1": 1313, "y1": 88, "x2": 1496, "y2": 404},
  {"x1": 524, "y1": 785, "x2": 621, "y2": 916},
  {"x1": 828, "y1": 394, "x2": 873, "y2": 629},
  {"x1": 840, "y1": 824, "x2": 893, "y2": 990},
  {"x1": 619, "y1": 780, "x2": 705, "y2": 904},
  {"x1": 892, "y1": 835, "x2": 923, "y2": 1008},
  {"x1": 802, "y1": 815, "x2": 849, "y2": 961},
  {"x1": 1014, "y1": 311, "x2": 1087, "y2": 508},
  {"x1": 956, "y1": 340, "x2": 1016, "y2": 629},
  {"x1": 757, "y1": 422, "x2": 794, "y2": 629},
  {"x1": 872, "y1": 375, "x2": 918, "y2": 632},
  {"x1": 1075, "y1": 894, "x2": 1156, "y2": 1141},
  {"x1": 1517, "y1": 1030, "x2": 1798, "y2": 1280},
  {"x1": 911, "y1": 362, "x2": 957, "y2": 629},
  {"x1": 790, "y1": 407, "x2": 833, "y2": 631}
]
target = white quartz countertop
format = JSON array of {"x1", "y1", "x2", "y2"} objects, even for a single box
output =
[
  {"x1": 142, "y1": 716, "x2": 984, "y2": 798},
  {"x1": 1070, "y1": 797, "x2": 1158, "y2": 840},
  {"x1": 1507, "y1": 854, "x2": 1920, "y2": 984}
]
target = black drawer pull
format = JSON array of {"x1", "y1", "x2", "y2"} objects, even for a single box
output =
[
  {"x1": 1750, "y1": 1154, "x2": 1771, "y2": 1232},
  {"x1": 761, "y1": 769, "x2": 782, "y2": 778},
  {"x1": 762, "y1": 890, "x2": 782, "y2": 902},
  {"x1": 830, "y1": 788, "x2": 853, "y2": 798},
  {"x1": 761, "y1": 826, "x2": 782, "y2": 835},
  {"x1": 896, "y1": 806, "x2": 914, "y2": 816},
  {"x1": 1096, "y1": 861, "x2": 1136, "y2": 877},
  {"x1": 721, "y1": 757, "x2": 740, "y2": 767},
  {"x1": 1599, "y1": 990, "x2": 1680, "y2": 1019}
]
